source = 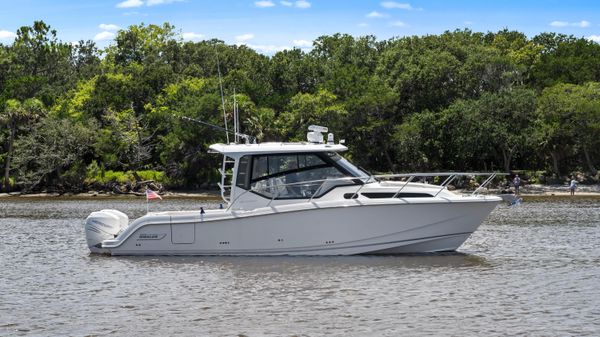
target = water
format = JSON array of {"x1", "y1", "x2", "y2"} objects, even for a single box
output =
[{"x1": 1, "y1": 197, "x2": 599, "y2": 336}]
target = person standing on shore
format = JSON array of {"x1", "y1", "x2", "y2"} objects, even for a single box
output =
[
  {"x1": 513, "y1": 174, "x2": 521, "y2": 195},
  {"x1": 569, "y1": 177, "x2": 577, "y2": 196}
]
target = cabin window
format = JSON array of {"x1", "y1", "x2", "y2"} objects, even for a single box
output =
[
  {"x1": 235, "y1": 156, "x2": 251, "y2": 189},
  {"x1": 343, "y1": 192, "x2": 433, "y2": 199},
  {"x1": 248, "y1": 153, "x2": 352, "y2": 199}
]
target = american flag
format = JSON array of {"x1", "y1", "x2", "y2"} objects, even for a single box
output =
[{"x1": 146, "y1": 188, "x2": 162, "y2": 200}]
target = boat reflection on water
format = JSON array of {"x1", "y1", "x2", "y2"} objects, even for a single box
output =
[{"x1": 87, "y1": 252, "x2": 492, "y2": 272}]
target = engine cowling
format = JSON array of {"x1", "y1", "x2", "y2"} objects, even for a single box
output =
[
  {"x1": 100, "y1": 209, "x2": 128, "y2": 232},
  {"x1": 85, "y1": 209, "x2": 129, "y2": 254}
]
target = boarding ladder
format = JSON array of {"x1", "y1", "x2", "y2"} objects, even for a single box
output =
[{"x1": 218, "y1": 155, "x2": 235, "y2": 204}]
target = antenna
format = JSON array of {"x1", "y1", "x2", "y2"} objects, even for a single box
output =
[
  {"x1": 216, "y1": 51, "x2": 229, "y2": 144},
  {"x1": 233, "y1": 88, "x2": 240, "y2": 143}
]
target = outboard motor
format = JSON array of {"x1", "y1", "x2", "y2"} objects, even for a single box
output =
[{"x1": 85, "y1": 209, "x2": 129, "y2": 254}]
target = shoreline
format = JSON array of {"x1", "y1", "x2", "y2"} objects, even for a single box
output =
[
  {"x1": 1, "y1": 184, "x2": 599, "y2": 201},
  {"x1": 0, "y1": 190, "x2": 223, "y2": 200}
]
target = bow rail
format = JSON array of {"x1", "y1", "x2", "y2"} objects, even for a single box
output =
[{"x1": 226, "y1": 172, "x2": 506, "y2": 211}]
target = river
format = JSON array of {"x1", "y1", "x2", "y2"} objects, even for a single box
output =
[{"x1": 0, "y1": 198, "x2": 599, "y2": 336}]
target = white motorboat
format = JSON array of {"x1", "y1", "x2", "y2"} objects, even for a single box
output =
[{"x1": 85, "y1": 126, "x2": 502, "y2": 255}]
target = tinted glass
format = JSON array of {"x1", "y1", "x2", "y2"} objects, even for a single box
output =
[{"x1": 250, "y1": 154, "x2": 348, "y2": 199}]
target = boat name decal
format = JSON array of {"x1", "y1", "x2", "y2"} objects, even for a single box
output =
[{"x1": 137, "y1": 233, "x2": 167, "y2": 240}]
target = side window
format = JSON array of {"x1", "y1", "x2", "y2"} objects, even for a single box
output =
[
  {"x1": 236, "y1": 156, "x2": 250, "y2": 189},
  {"x1": 252, "y1": 156, "x2": 269, "y2": 180}
]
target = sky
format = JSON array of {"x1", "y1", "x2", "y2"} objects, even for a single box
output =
[{"x1": 1, "y1": 0, "x2": 599, "y2": 54}]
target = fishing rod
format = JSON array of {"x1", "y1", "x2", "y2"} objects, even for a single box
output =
[
  {"x1": 216, "y1": 52, "x2": 229, "y2": 144},
  {"x1": 178, "y1": 115, "x2": 256, "y2": 144},
  {"x1": 178, "y1": 47, "x2": 254, "y2": 144}
]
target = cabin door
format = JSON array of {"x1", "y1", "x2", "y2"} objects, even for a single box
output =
[{"x1": 171, "y1": 223, "x2": 195, "y2": 244}]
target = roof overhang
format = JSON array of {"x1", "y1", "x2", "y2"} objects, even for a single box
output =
[{"x1": 208, "y1": 142, "x2": 348, "y2": 157}]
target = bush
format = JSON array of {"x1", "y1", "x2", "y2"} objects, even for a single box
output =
[
  {"x1": 137, "y1": 170, "x2": 166, "y2": 182},
  {"x1": 85, "y1": 162, "x2": 167, "y2": 186}
]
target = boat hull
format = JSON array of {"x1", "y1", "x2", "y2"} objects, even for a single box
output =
[{"x1": 102, "y1": 198, "x2": 500, "y2": 256}]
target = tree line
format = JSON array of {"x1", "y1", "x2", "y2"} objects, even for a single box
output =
[{"x1": 1, "y1": 21, "x2": 599, "y2": 193}]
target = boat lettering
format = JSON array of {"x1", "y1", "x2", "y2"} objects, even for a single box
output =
[{"x1": 138, "y1": 233, "x2": 166, "y2": 240}]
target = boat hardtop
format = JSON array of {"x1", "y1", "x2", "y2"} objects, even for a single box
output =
[{"x1": 209, "y1": 142, "x2": 348, "y2": 157}]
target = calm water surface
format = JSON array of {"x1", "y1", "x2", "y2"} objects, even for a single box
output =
[{"x1": 1, "y1": 197, "x2": 599, "y2": 336}]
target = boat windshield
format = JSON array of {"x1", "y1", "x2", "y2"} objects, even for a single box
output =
[
  {"x1": 238, "y1": 152, "x2": 365, "y2": 199},
  {"x1": 326, "y1": 152, "x2": 371, "y2": 180}
]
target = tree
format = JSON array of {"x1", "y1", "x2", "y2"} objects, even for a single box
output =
[
  {"x1": 473, "y1": 88, "x2": 537, "y2": 172},
  {"x1": 531, "y1": 34, "x2": 600, "y2": 88},
  {"x1": 278, "y1": 89, "x2": 347, "y2": 141},
  {"x1": 3, "y1": 21, "x2": 74, "y2": 106},
  {"x1": 269, "y1": 48, "x2": 318, "y2": 111},
  {"x1": 99, "y1": 107, "x2": 154, "y2": 174},
  {"x1": 244, "y1": 107, "x2": 276, "y2": 141},
  {"x1": 71, "y1": 40, "x2": 101, "y2": 80},
  {"x1": 11, "y1": 117, "x2": 95, "y2": 191},
  {"x1": 104, "y1": 23, "x2": 179, "y2": 118},
  {"x1": 148, "y1": 77, "x2": 225, "y2": 186},
  {"x1": 535, "y1": 82, "x2": 600, "y2": 175},
  {"x1": 1, "y1": 98, "x2": 45, "y2": 191}
]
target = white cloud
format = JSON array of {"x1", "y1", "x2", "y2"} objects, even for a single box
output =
[
  {"x1": 295, "y1": 0, "x2": 311, "y2": 8},
  {"x1": 280, "y1": 1, "x2": 292, "y2": 6},
  {"x1": 358, "y1": 22, "x2": 369, "y2": 27},
  {"x1": 255, "y1": 1, "x2": 275, "y2": 7},
  {"x1": 550, "y1": 21, "x2": 568, "y2": 27},
  {"x1": 0, "y1": 30, "x2": 16, "y2": 40},
  {"x1": 464, "y1": 21, "x2": 473, "y2": 26},
  {"x1": 94, "y1": 31, "x2": 116, "y2": 41},
  {"x1": 550, "y1": 20, "x2": 592, "y2": 28},
  {"x1": 578, "y1": 20, "x2": 591, "y2": 28},
  {"x1": 380, "y1": 2, "x2": 420, "y2": 10},
  {"x1": 367, "y1": 11, "x2": 387, "y2": 18},
  {"x1": 99, "y1": 23, "x2": 120, "y2": 31},
  {"x1": 236, "y1": 33, "x2": 255, "y2": 41},
  {"x1": 390, "y1": 21, "x2": 408, "y2": 27},
  {"x1": 587, "y1": 35, "x2": 600, "y2": 43},
  {"x1": 182, "y1": 32, "x2": 204, "y2": 41},
  {"x1": 293, "y1": 39, "x2": 312, "y2": 47},
  {"x1": 116, "y1": 0, "x2": 143, "y2": 8}
]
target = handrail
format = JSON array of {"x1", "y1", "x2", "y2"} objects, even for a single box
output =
[
  {"x1": 226, "y1": 172, "x2": 507, "y2": 210},
  {"x1": 391, "y1": 175, "x2": 416, "y2": 198},
  {"x1": 471, "y1": 173, "x2": 497, "y2": 195},
  {"x1": 434, "y1": 174, "x2": 459, "y2": 197},
  {"x1": 226, "y1": 176, "x2": 366, "y2": 211}
]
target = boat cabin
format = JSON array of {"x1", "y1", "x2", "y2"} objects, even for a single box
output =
[{"x1": 209, "y1": 127, "x2": 370, "y2": 208}]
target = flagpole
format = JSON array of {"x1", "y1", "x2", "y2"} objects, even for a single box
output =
[{"x1": 146, "y1": 198, "x2": 149, "y2": 214}]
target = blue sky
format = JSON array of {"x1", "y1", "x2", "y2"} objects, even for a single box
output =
[{"x1": 1, "y1": 0, "x2": 599, "y2": 54}]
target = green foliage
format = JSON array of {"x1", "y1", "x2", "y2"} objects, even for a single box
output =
[
  {"x1": 1, "y1": 20, "x2": 600, "y2": 192},
  {"x1": 84, "y1": 161, "x2": 166, "y2": 186},
  {"x1": 534, "y1": 82, "x2": 600, "y2": 175},
  {"x1": 11, "y1": 117, "x2": 95, "y2": 191},
  {"x1": 279, "y1": 89, "x2": 347, "y2": 140},
  {"x1": 137, "y1": 170, "x2": 165, "y2": 182}
]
